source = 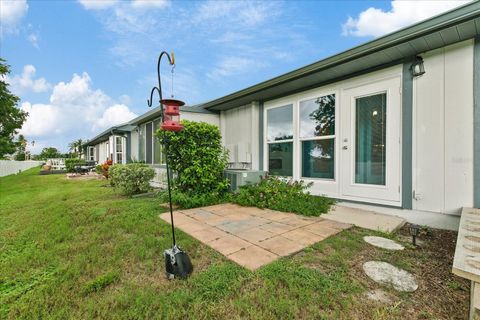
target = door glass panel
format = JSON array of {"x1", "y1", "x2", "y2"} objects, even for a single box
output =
[
  {"x1": 139, "y1": 125, "x2": 145, "y2": 162},
  {"x1": 302, "y1": 139, "x2": 334, "y2": 179},
  {"x1": 146, "y1": 122, "x2": 153, "y2": 164},
  {"x1": 268, "y1": 142, "x2": 293, "y2": 176},
  {"x1": 355, "y1": 93, "x2": 386, "y2": 185},
  {"x1": 300, "y1": 94, "x2": 335, "y2": 138},
  {"x1": 267, "y1": 105, "x2": 293, "y2": 142},
  {"x1": 153, "y1": 119, "x2": 164, "y2": 164}
]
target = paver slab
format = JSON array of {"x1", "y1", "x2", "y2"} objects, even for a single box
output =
[
  {"x1": 228, "y1": 246, "x2": 278, "y2": 271},
  {"x1": 259, "y1": 221, "x2": 296, "y2": 234},
  {"x1": 281, "y1": 228, "x2": 326, "y2": 246},
  {"x1": 258, "y1": 235, "x2": 305, "y2": 256},
  {"x1": 208, "y1": 234, "x2": 252, "y2": 256},
  {"x1": 235, "y1": 227, "x2": 276, "y2": 244}
]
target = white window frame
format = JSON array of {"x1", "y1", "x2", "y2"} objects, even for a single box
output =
[
  {"x1": 115, "y1": 136, "x2": 123, "y2": 164},
  {"x1": 264, "y1": 103, "x2": 295, "y2": 178},
  {"x1": 298, "y1": 91, "x2": 337, "y2": 181},
  {"x1": 88, "y1": 146, "x2": 95, "y2": 161}
]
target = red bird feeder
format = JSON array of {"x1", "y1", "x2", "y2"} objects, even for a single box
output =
[{"x1": 160, "y1": 99, "x2": 185, "y2": 132}]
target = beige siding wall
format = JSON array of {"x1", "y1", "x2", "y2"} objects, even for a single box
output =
[
  {"x1": 413, "y1": 39, "x2": 474, "y2": 214},
  {"x1": 220, "y1": 102, "x2": 259, "y2": 170}
]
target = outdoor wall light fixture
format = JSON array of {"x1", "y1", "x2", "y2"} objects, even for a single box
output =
[
  {"x1": 409, "y1": 224, "x2": 420, "y2": 246},
  {"x1": 147, "y1": 51, "x2": 193, "y2": 280},
  {"x1": 411, "y1": 56, "x2": 425, "y2": 77}
]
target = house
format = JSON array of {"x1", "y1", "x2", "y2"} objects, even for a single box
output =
[
  {"x1": 83, "y1": 105, "x2": 219, "y2": 178},
  {"x1": 197, "y1": 2, "x2": 479, "y2": 215},
  {"x1": 84, "y1": 2, "x2": 479, "y2": 215}
]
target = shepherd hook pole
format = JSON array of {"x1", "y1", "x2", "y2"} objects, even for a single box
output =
[{"x1": 147, "y1": 51, "x2": 176, "y2": 247}]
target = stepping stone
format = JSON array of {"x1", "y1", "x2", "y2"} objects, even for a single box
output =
[
  {"x1": 363, "y1": 261, "x2": 418, "y2": 292},
  {"x1": 363, "y1": 236, "x2": 404, "y2": 250}
]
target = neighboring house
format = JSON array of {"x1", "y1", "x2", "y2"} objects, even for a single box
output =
[
  {"x1": 198, "y1": 2, "x2": 480, "y2": 215},
  {"x1": 83, "y1": 105, "x2": 219, "y2": 185},
  {"x1": 127, "y1": 105, "x2": 219, "y2": 186},
  {"x1": 83, "y1": 122, "x2": 135, "y2": 165}
]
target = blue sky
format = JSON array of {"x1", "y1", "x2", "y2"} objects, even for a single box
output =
[{"x1": 1, "y1": 0, "x2": 469, "y2": 153}]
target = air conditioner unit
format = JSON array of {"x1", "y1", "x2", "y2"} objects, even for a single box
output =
[{"x1": 225, "y1": 169, "x2": 265, "y2": 192}]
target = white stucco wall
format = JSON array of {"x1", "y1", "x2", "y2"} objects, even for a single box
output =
[
  {"x1": 413, "y1": 39, "x2": 474, "y2": 214},
  {"x1": 130, "y1": 130, "x2": 139, "y2": 162},
  {"x1": 95, "y1": 141, "x2": 108, "y2": 164}
]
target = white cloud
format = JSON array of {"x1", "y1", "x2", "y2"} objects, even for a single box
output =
[
  {"x1": 27, "y1": 33, "x2": 39, "y2": 48},
  {"x1": 94, "y1": 104, "x2": 137, "y2": 130},
  {"x1": 0, "y1": 0, "x2": 28, "y2": 30},
  {"x1": 19, "y1": 72, "x2": 137, "y2": 150},
  {"x1": 194, "y1": 1, "x2": 277, "y2": 28},
  {"x1": 7, "y1": 65, "x2": 51, "y2": 94},
  {"x1": 19, "y1": 102, "x2": 60, "y2": 136},
  {"x1": 78, "y1": 0, "x2": 118, "y2": 10},
  {"x1": 342, "y1": 0, "x2": 472, "y2": 37},
  {"x1": 207, "y1": 56, "x2": 266, "y2": 80},
  {"x1": 131, "y1": 0, "x2": 169, "y2": 9}
]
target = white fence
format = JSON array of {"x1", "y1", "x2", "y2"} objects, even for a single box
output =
[{"x1": 0, "y1": 160, "x2": 44, "y2": 177}]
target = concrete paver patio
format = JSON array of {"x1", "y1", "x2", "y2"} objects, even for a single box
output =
[{"x1": 159, "y1": 203, "x2": 352, "y2": 271}]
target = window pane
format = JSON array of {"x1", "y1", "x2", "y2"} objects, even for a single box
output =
[
  {"x1": 153, "y1": 120, "x2": 163, "y2": 164},
  {"x1": 302, "y1": 139, "x2": 334, "y2": 179},
  {"x1": 300, "y1": 94, "x2": 335, "y2": 139},
  {"x1": 146, "y1": 122, "x2": 153, "y2": 164},
  {"x1": 267, "y1": 105, "x2": 293, "y2": 142},
  {"x1": 355, "y1": 93, "x2": 386, "y2": 185},
  {"x1": 268, "y1": 142, "x2": 293, "y2": 176},
  {"x1": 139, "y1": 125, "x2": 145, "y2": 162}
]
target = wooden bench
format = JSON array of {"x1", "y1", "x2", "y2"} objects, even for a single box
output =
[{"x1": 453, "y1": 207, "x2": 480, "y2": 319}]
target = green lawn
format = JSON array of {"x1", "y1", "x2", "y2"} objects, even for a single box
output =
[{"x1": 0, "y1": 168, "x2": 468, "y2": 319}]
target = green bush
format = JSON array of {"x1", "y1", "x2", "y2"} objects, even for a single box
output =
[
  {"x1": 109, "y1": 163, "x2": 155, "y2": 196},
  {"x1": 159, "y1": 190, "x2": 232, "y2": 209},
  {"x1": 65, "y1": 158, "x2": 86, "y2": 173},
  {"x1": 158, "y1": 120, "x2": 229, "y2": 194},
  {"x1": 233, "y1": 176, "x2": 334, "y2": 216}
]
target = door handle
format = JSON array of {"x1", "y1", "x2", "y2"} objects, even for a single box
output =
[{"x1": 342, "y1": 146, "x2": 348, "y2": 150}]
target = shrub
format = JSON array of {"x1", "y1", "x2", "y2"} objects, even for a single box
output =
[
  {"x1": 65, "y1": 158, "x2": 86, "y2": 173},
  {"x1": 159, "y1": 190, "x2": 232, "y2": 209},
  {"x1": 109, "y1": 163, "x2": 155, "y2": 196},
  {"x1": 158, "y1": 120, "x2": 229, "y2": 194},
  {"x1": 233, "y1": 176, "x2": 335, "y2": 216}
]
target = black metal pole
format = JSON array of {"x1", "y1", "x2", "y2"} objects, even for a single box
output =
[
  {"x1": 147, "y1": 51, "x2": 176, "y2": 247},
  {"x1": 164, "y1": 137, "x2": 176, "y2": 246}
]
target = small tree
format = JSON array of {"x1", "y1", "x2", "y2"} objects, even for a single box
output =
[
  {"x1": 158, "y1": 120, "x2": 229, "y2": 194},
  {"x1": 14, "y1": 134, "x2": 27, "y2": 161},
  {"x1": 68, "y1": 139, "x2": 84, "y2": 158},
  {"x1": 0, "y1": 59, "x2": 28, "y2": 158},
  {"x1": 39, "y1": 147, "x2": 61, "y2": 160}
]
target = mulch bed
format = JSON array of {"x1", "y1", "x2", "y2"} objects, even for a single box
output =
[{"x1": 349, "y1": 225, "x2": 469, "y2": 319}]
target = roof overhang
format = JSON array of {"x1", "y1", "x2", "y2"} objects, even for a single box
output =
[
  {"x1": 202, "y1": 2, "x2": 480, "y2": 111},
  {"x1": 83, "y1": 124, "x2": 135, "y2": 146}
]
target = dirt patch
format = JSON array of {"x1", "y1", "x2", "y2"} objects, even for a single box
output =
[{"x1": 304, "y1": 226, "x2": 469, "y2": 319}]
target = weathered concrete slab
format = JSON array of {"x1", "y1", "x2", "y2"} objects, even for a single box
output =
[{"x1": 323, "y1": 205, "x2": 406, "y2": 232}]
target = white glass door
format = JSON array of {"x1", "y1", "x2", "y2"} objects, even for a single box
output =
[{"x1": 341, "y1": 77, "x2": 401, "y2": 204}]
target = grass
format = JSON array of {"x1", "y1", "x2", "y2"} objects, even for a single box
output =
[{"x1": 0, "y1": 168, "x2": 468, "y2": 319}]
